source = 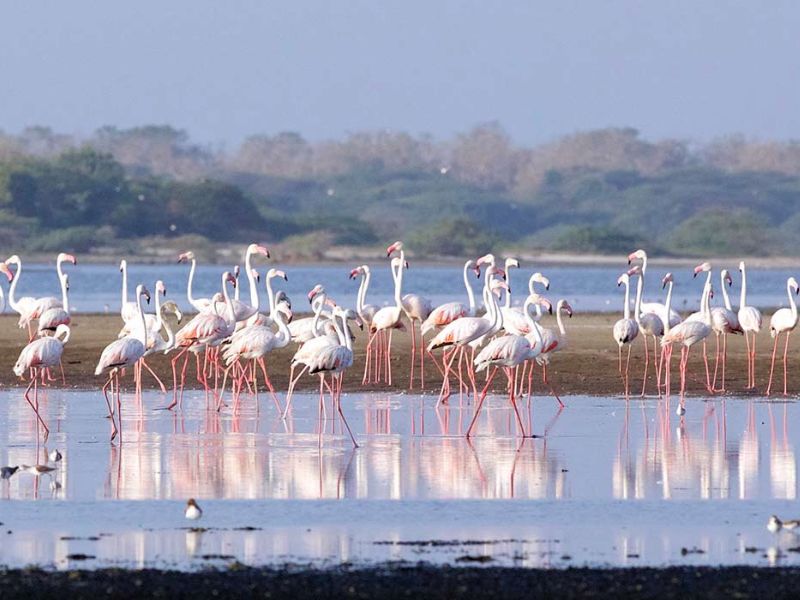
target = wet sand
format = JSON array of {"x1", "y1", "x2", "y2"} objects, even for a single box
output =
[
  {"x1": 1, "y1": 565, "x2": 799, "y2": 599},
  {"x1": 0, "y1": 313, "x2": 791, "y2": 396}
]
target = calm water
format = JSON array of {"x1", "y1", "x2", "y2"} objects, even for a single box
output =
[
  {"x1": 1, "y1": 389, "x2": 800, "y2": 569},
  {"x1": 6, "y1": 261, "x2": 800, "y2": 314}
]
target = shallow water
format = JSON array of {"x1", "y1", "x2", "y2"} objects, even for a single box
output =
[
  {"x1": 1, "y1": 389, "x2": 800, "y2": 570},
  {"x1": 7, "y1": 262, "x2": 800, "y2": 314}
]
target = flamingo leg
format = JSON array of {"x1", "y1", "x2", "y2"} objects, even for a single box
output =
[
  {"x1": 24, "y1": 375, "x2": 49, "y2": 438},
  {"x1": 640, "y1": 335, "x2": 650, "y2": 397},
  {"x1": 767, "y1": 334, "x2": 780, "y2": 396},
  {"x1": 335, "y1": 374, "x2": 358, "y2": 448},
  {"x1": 436, "y1": 348, "x2": 459, "y2": 407},
  {"x1": 744, "y1": 331, "x2": 752, "y2": 389},
  {"x1": 409, "y1": 321, "x2": 416, "y2": 390},
  {"x1": 783, "y1": 331, "x2": 791, "y2": 396}
]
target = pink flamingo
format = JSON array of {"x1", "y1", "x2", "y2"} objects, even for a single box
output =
[
  {"x1": 350, "y1": 265, "x2": 379, "y2": 383},
  {"x1": 613, "y1": 272, "x2": 639, "y2": 395},
  {"x1": 766, "y1": 277, "x2": 799, "y2": 396},
  {"x1": 369, "y1": 246, "x2": 408, "y2": 386},
  {"x1": 738, "y1": 261, "x2": 762, "y2": 390},
  {"x1": 95, "y1": 285, "x2": 151, "y2": 440},
  {"x1": 178, "y1": 251, "x2": 215, "y2": 312},
  {"x1": 628, "y1": 265, "x2": 664, "y2": 396},
  {"x1": 386, "y1": 241, "x2": 433, "y2": 389},
  {"x1": 13, "y1": 324, "x2": 71, "y2": 439},
  {"x1": 627, "y1": 249, "x2": 681, "y2": 327},
  {"x1": 167, "y1": 272, "x2": 237, "y2": 410},
  {"x1": 661, "y1": 272, "x2": 712, "y2": 413},
  {"x1": 37, "y1": 273, "x2": 71, "y2": 334}
]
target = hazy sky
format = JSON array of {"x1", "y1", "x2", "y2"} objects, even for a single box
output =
[{"x1": 1, "y1": 1, "x2": 798, "y2": 147}]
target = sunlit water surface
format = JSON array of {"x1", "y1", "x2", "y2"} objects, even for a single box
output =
[{"x1": 1, "y1": 389, "x2": 800, "y2": 570}]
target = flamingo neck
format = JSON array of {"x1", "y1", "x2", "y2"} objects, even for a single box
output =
[
  {"x1": 663, "y1": 282, "x2": 673, "y2": 335},
  {"x1": 266, "y1": 275, "x2": 276, "y2": 318},
  {"x1": 634, "y1": 274, "x2": 643, "y2": 322},
  {"x1": 221, "y1": 275, "x2": 235, "y2": 326},
  {"x1": 720, "y1": 273, "x2": 733, "y2": 311},
  {"x1": 245, "y1": 249, "x2": 259, "y2": 308},
  {"x1": 623, "y1": 279, "x2": 631, "y2": 320},
  {"x1": 311, "y1": 294, "x2": 326, "y2": 336},
  {"x1": 136, "y1": 288, "x2": 147, "y2": 349},
  {"x1": 61, "y1": 278, "x2": 69, "y2": 312},
  {"x1": 361, "y1": 267, "x2": 372, "y2": 314},
  {"x1": 7, "y1": 257, "x2": 20, "y2": 312},
  {"x1": 154, "y1": 290, "x2": 163, "y2": 331},
  {"x1": 58, "y1": 327, "x2": 71, "y2": 344},
  {"x1": 56, "y1": 256, "x2": 66, "y2": 280},
  {"x1": 274, "y1": 310, "x2": 291, "y2": 347},
  {"x1": 740, "y1": 265, "x2": 748, "y2": 308},
  {"x1": 121, "y1": 262, "x2": 129, "y2": 308},
  {"x1": 186, "y1": 258, "x2": 198, "y2": 309},
  {"x1": 556, "y1": 301, "x2": 566, "y2": 335},
  {"x1": 163, "y1": 311, "x2": 175, "y2": 349},
  {"x1": 701, "y1": 283, "x2": 712, "y2": 325},
  {"x1": 524, "y1": 299, "x2": 544, "y2": 351},
  {"x1": 504, "y1": 266, "x2": 513, "y2": 309},
  {"x1": 393, "y1": 251, "x2": 404, "y2": 308},
  {"x1": 789, "y1": 280, "x2": 798, "y2": 322},
  {"x1": 463, "y1": 262, "x2": 476, "y2": 315}
]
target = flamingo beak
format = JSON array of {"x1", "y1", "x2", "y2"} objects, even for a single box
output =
[
  {"x1": 349, "y1": 268, "x2": 359, "y2": 279},
  {"x1": 0, "y1": 263, "x2": 12, "y2": 282},
  {"x1": 65, "y1": 254, "x2": 77, "y2": 265},
  {"x1": 386, "y1": 242, "x2": 400, "y2": 257},
  {"x1": 256, "y1": 245, "x2": 270, "y2": 258},
  {"x1": 404, "y1": 260, "x2": 409, "y2": 270},
  {"x1": 177, "y1": 252, "x2": 188, "y2": 263},
  {"x1": 473, "y1": 266, "x2": 481, "y2": 278}
]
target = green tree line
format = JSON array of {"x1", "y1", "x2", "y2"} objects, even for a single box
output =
[{"x1": 0, "y1": 124, "x2": 798, "y2": 257}]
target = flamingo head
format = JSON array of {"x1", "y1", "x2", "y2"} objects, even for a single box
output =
[
  {"x1": 627, "y1": 265, "x2": 642, "y2": 278},
  {"x1": 617, "y1": 273, "x2": 629, "y2": 287},
  {"x1": 308, "y1": 284, "x2": 325, "y2": 303},
  {"x1": 58, "y1": 253, "x2": 77, "y2": 266},
  {"x1": 119, "y1": 259, "x2": 126, "y2": 272},
  {"x1": 627, "y1": 249, "x2": 647, "y2": 265},
  {"x1": 137, "y1": 285, "x2": 151, "y2": 304},
  {"x1": 248, "y1": 243, "x2": 270, "y2": 259},
  {"x1": 0, "y1": 262, "x2": 13, "y2": 282},
  {"x1": 223, "y1": 271, "x2": 237, "y2": 288},
  {"x1": 177, "y1": 251, "x2": 195, "y2": 263},
  {"x1": 155, "y1": 280, "x2": 166, "y2": 296},
  {"x1": 348, "y1": 267, "x2": 362, "y2": 280},
  {"x1": 270, "y1": 268, "x2": 287, "y2": 281},
  {"x1": 529, "y1": 294, "x2": 553, "y2": 315},
  {"x1": 465, "y1": 260, "x2": 481, "y2": 278},
  {"x1": 161, "y1": 301, "x2": 182, "y2": 322},
  {"x1": 386, "y1": 241, "x2": 404, "y2": 257},
  {"x1": 662, "y1": 272, "x2": 673, "y2": 289},
  {"x1": 491, "y1": 279, "x2": 510, "y2": 295},
  {"x1": 531, "y1": 272, "x2": 550, "y2": 290},
  {"x1": 738, "y1": 260, "x2": 746, "y2": 272},
  {"x1": 560, "y1": 300, "x2": 574, "y2": 318},
  {"x1": 721, "y1": 269, "x2": 733, "y2": 287},
  {"x1": 233, "y1": 265, "x2": 241, "y2": 279},
  {"x1": 790, "y1": 277, "x2": 800, "y2": 295},
  {"x1": 476, "y1": 253, "x2": 496, "y2": 268},
  {"x1": 505, "y1": 257, "x2": 520, "y2": 270},
  {"x1": 693, "y1": 261, "x2": 711, "y2": 278}
]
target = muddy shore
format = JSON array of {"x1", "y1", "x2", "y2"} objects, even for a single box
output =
[
  {"x1": 0, "y1": 312, "x2": 792, "y2": 397},
  {"x1": 1, "y1": 565, "x2": 799, "y2": 599}
]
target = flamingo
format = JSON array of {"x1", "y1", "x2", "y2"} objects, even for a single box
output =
[
  {"x1": 307, "y1": 307, "x2": 361, "y2": 447},
  {"x1": 95, "y1": 284, "x2": 151, "y2": 440},
  {"x1": 661, "y1": 272, "x2": 713, "y2": 411},
  {"x1": 468, "y1": 295, "x2": 549, "y2": 437},
  {"x1": 500, "y1": 272, "x2": 550, "y2": 337},
  {"x1": 7, "y1": 253, "x2": 76, "y2": 336},
  {"x1": 420, "y1": 260, "x2": 481, "y2": 337},
  {"x1": 251, "y1": 267, "x2": 289, "y2": 326},
  {"x1": 220, "y1": 307, "x2": 292, "y2": 413},
  {"x1": 427, "y1": 267, "x2": 507, "y2": 404},
  {"x1": 613, "y1": 272, "x2": 639, "y2": 395},
  {"x1": 37, "y1": 273, "x2": 71, "y2": 335},
  {"x1": 167, "y1": 272, "x2": 237, "y2": 409},
  {"x1": 350, "y1": 265, "x2": 379, "y2": 328},
  {"x1": 118, "y1": 259, "x2": 140, "y2": 323},
  {"x1": 178, "y1": 251, "x2": 214, "y2": 312},
  {"x1": 627, "y1": 249, "x2": 681, "y2": 327},
  {"x1": 533, "y1": 299, "x2": 572, "y2": 403},
  {"x1": 628, "y1": 265, "x2": 664, "y2": 396},
  {"x1": 288, "y1": 284, "x2": 337, "y2": 344},
  {"x1": 369, "y1": 245, "x2": 408, "y2": 386},
  {"x1": 221, "y1": 243, "x2": 270, "y2": 322},
  {"x1": 766, "y1": 277, "x2": 799, "y2": 396},
  {"x1": 738, "y1": 261, "x2": 763, "y2": 390},
  {"x1": 13, "y1": 324, "x2": 71, "y2": 439},
  {"x1": 386, "y1": 241, "x2": 433, "y2": 389}
]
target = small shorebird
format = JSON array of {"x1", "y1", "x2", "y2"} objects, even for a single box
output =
[
  {"x1": 21, "y1": 464, "x2": 56, "y2": 476},
  {"x1": 1, "y1": 466, "x2": 18, "y2": 479},
  {"x1": 185, "y1": 498, "x2": 203, "y2": 520},
  {"x1": 768, "y1": 515, "x2": 800, "y2": 533},
  {"x1": 48, "y1": 449, "x2": 62, "y2": 463}
]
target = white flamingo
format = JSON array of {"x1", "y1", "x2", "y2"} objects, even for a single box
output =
[
  {"x1": 737, "y1": 261, "x2": 762, "y2": 390},
  {"x1": 766, "y1": 277, "x2": 799, "y2": 396},
  {"x1": 613, "y1": 272, "x2": 639, "y2": 395},
  {"x1": 627, "y1": 249, "x2": 680, "y2": 327},
  {"x1": 7, "y1": 253, "x2": 75, "y2": 336},
  {"x1": 13, "y1": 324, "x2": 71, "y2": 439},
  {"x1": 628, "y1": 265, "x2": 664, "y2": 396},
  {"x1": 95, "y1": 284, "x2": 151, "y2": 440}
]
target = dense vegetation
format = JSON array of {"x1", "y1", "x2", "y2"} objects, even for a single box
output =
[{"x1": 1, "y1": 124, "x2": 799, "y2": 258}]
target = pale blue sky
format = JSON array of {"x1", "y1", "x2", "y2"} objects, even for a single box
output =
[{"x1": 1, "y1": 1, "x2": 798, "y2": 146}]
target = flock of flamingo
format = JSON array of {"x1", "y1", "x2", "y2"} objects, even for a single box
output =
[
  {"x1": 4, "y1": 243, "x2": 796, "y2": 447},
  {"x1": 613, "y1": 250, "x2": 798, "y2": 414}
]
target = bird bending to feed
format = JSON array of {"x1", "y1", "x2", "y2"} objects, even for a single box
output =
[
  {"x1": 21, "y1": 464, "x2": 56, "y2": 476},
  {"x1": 48, "y1": 448, "x2": 62, "y2": 463},
  {"x1": 768, "y1": 515, "x2": 800, "y2": 533},
  {"x1": 185, "y1": 498, "x2": 203, "y2": 520},
  {"x1": 1, "y1": 466, "x2": 19, "y2": 480}
]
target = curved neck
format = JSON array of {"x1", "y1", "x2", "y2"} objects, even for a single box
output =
[
  {"x1": 556, "y1": 301, "x2": 566, "y2": 335},
  {"x1": 58, "y1": 327, "x2": 71, "y2": 344},
  {"x1": 7, "y1": 258, "x2": 20, "y2": 311},
  {"x1": 162, "y1": 311, "x2": 175, "y2": 348},
  {"x1": 788, "y1": 280, "x2": 798, "y2": 321},
  {"x1": 274, "y1": 310, "x2": 291, "y2": 347},
  {"x1": 663, "y1": 282, "x2": 674, "y2": 334},
  {"x1": 525, "y1": 300, "x2": 544, "y2": 348},
  {"x1": 463, "y1": 262, "x2": 476, "y2": 314},
  {"x1": 622, "y1": 280, "x2": 631, "y2": 320},
  {"x1": 740, "y1": 265, "x2": 748, "y2": 308},
  {"x1": 154, "y1": 291, "x2": 163, "y2": 331},
  {"x1": 311, "y1": 294, "x2": 326, "y2": 336},
  {"x1": 56, "y1": 256, "x2": 66, "y2": 280},
  {"x1": 355, "y1": 273, "x2": 365, "y2": 315},
  {"x1": 234, "y1": 273, "x2": 241, "y2": 301},
  {"x1": 504, "y1": 269, "x2": 513, "y2": 309},
  {"x1": 221, "y1": 276, "x2": 236, "y2": 325},
  {"x1": 701, "y1": 283, "x2": 712, "y2": 324},
  {"x1": 720, "y1": 273, "x2": 733, "y2": 311},
  {"x1": 186, "y1": 258, "x2": 198, "y2": 308}
]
